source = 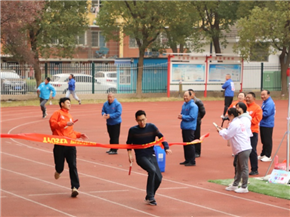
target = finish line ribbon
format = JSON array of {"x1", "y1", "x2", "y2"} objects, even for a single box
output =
[{"x1": 0, "y1": 133, "x2": 209, "y2": 149}]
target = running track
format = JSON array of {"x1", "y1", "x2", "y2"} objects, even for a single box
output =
[{"x1": 1, "y1": 100, "x2": 289, "y2": 216}]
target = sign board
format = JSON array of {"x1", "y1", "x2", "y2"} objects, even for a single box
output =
[
  {"x1": 171, "y1": 63, "x2": 205, "y2": 83},
  {"x1": 268, "y1": 169, "x2": 290, "y2": 185},
  {"x1": 208, "y1": 64, "x2": 241, "y2": 82}
]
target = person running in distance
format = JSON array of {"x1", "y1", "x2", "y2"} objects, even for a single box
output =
[
  {"x1": 49, "y1": 97, "x2": 88, "y2": 197},
  {"x1": 37, "y1": 77, "x2": 56, "y2": 118},
  {"x1": 126, "y1": 110, "x2": 172, "y2": 206},
  {"x1": 66, "y1": 74, "x2": 81, "y2": 105}
]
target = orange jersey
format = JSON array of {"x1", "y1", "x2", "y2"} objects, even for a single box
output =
[
  {"x1": 229, "y1": 100, "x2": 248, "y2": 109},
  {"x1": 49, "y1": 108, "x2": 81, "y2": 139},
  {"x1": 247, "y1": 102, "x2": 263, "y2": 133}
]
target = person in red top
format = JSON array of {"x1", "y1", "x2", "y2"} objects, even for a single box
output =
[
  {"x1": 246, "y1": 92, "x2": 263, "y2": 176},
  {"x1": 49, "y1": 97, "x2": 87, "y2": 197},
  {"x1": 228, "y1": 92, "x2": 247, "y2": 110}
]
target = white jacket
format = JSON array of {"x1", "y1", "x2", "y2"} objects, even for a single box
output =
[
  {"x1": 219, "y1": 117, "x2": 252, "y2": 155},
  {"x1": 239, "y1": 112, "x2": 253, "y2": 137}
]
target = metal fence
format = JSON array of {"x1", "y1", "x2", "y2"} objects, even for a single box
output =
[{"x1": 0, "y1": 61, "x2": 284, "y2": 95}]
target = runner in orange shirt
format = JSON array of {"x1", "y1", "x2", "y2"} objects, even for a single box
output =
[{"x1": 49, "y1": 97, "x2": 88, "y2": 197}]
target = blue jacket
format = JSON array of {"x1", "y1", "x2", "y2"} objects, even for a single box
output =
[
  {"x1": 222, "y1": 79, "x2": 235, "y2": 97},
  {"x1": 68, "y1": 78, "x2": 76, "y2": 91},
  {"x1": 180, "y1": 99, "x2": 198, "y2": 130},
  {"x1": 102, "y1": 98, "x2": 122, "y2": 125},
  {"x1": 260, "y1": 96, "x2": 275, "y2": 128},
  {"x1": 37, "y1": 82, "x2": 56, "y2": 100}
]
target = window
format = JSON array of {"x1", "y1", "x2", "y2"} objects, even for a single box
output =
[
  {"x1": 129, "y1": 37, "x2": 138, "y2": 48},
  {"x1": 75, "y1": 76, "x2": 92, "y2": 82},
  {"x1": 107, "y1": 73, "x2": 116, "y2": 78},
  {"x1": 76, "y1": 33, "x2": 86, "y2": 46},
  {"x1": 250, "y1": 43, "x2": 269, "y2": 62},
  {"x1": 96, "y1": 72, "x2": 105, "y2": 77},
  {"x1": 120, "y1": 69, "x2": 131, "y2": 84},
  {"x1": 91, "y1": 31, "x2": 106, "y2": 47}
]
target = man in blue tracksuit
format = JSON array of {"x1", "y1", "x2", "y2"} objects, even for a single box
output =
[
  {"x1": 178, "y1": 91, "x2": 198, "y2": 166},
  {"x1": 37, "y1": 77, "x2": 56, "y2": 118},
  {"x1": 102, "y1": 93, "x2": 122, "y2": 154},
  {"x1": 222, "y1": 74, "x2": 235, "y2": 117},
  {"x1": 259, "y1": 90, "x2": 275, "y2": 162},
  {"x1": 66, "y1": 74, "x2": 81, "y2": 105}
]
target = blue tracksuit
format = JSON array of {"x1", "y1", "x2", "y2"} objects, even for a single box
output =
[
  {"x1": 68, "y1": 78, "x2": 76, "y2": 91},
  {"x1": 102, "y1": 98, "x2": 122, "y2": 125},
  {"x1": 37, "y1": 82, "x2": 56, "y2": 100},
  {"x1": 260, "y1": 96, "x2": 275, "y2": 128},
  {"x1": 180, "y1": 99, "x2": 198, "y2": 131},
  {"x1": 222, "y1": 79, "x2": 235, "y2": 97}
]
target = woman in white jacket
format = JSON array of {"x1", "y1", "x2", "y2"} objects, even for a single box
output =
[{"x1": 218, "y1": 108, "x2": 252, "y2": 193}]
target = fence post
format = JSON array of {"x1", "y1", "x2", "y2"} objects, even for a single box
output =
[
  {"x1": 260, "y1": 62, "x2": 264, "y2": 91},
  {"x1": 92, "y1": 62, "x2": 95, "y2": 94},
  {"x1": 45, "y1": 63, "x2": 48, "y2": 78}
]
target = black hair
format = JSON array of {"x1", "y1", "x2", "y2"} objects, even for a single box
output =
[
  {"x1": 262, "y1": 89, "x2": 270, "y2": 95},
  {"x1": 236, "y1": 102, "x2": 247, "y2": 113},
  {"x1": 135, "y1": 110, "x2": 146, "y2": 119},
  {"x1": 46, "y1": 77, "x2": 51, "y2": 82},
  {"x1": 247, "y1": 92, "x2": 256, "y2": 98},
  {"x1": 188, "y1": 89, "x2": 194, "y2": 96},
  {"x1": 59, "y1": 97, "x2": 70, "y2": 108},
  {"x1": 227, "y1": 108, "x2": 239, "y2": 117},
  {"x1": 70, "y1": 74, "x2": 74, "y2": 79}
]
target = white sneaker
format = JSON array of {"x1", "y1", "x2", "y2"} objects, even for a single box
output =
[
  {"x1": 221, "y1": 115, "x2": 225, "y2": 118},
  {"x1": 261, "y1": 156, "x2": 272, "y2": 162},
  {"x1": 258, "y1": 155, "x2": 265, "y2": 160},
  {"x1": 225, "y1": 185, "x2": 238, "y2": 191},
  {"x1": 235, "y1": 187, "x2": 249, "y2": 193}
]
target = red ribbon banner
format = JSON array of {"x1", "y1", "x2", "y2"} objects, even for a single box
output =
[{"x1": 0, "y1": 133, "x2": 209, "y2": 149}]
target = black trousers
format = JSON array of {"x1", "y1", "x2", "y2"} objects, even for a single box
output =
[
  {"x1": 194, "y1": 122, "x2": 201, "y2": 155},
  {"x1": 136, "y1": 154, "x2": 162, "y2": 201},
  {"x1": 260, "y1": 126, "x2": 273, "y2": 158},
  {"x1": 223, "y1": 96, "x2": 233, "y2": 116},
  {"x1": 40, "y1": 98, "x2": 48, "y2": 115},
  {"x1": 53, "y1": 145, "x2": 79, "y2": 189},
  {"x1": 249, "y1": 133, "x2": 258, "y2": 172},
  {"x1": 107, "y1": 123, "x2": 121, "y2": 152},
  {"x1": 182, "y1": 129, "x2": 196, "y2": 164}
]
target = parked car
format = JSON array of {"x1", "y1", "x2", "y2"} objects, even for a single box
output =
[
  {"x1": 0, "y1": 70, "x2": 27, "y2": 95},
  {"x1": 95, "y1": 71, "x2": 117, "y2": 84},
  {"x1": 50, "y1": 73, "x2": 117, "y2": 94}
]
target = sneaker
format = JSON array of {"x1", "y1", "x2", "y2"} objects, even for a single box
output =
[
  {"x1": 179, "y1": 161, "x2": 188, "y2": 165},
  {"x1": 184, "y1": 162, "x2": 196, "y2": 166},
  {"x1": 235, "y1": 187, "x2": 249, "y2": 193},
  {"x1": 261, "y1": 156, "x2": 272, "y2": 162},
  {"x1": 78, "y1": 101, "x2": 81, "y2": 105},
  {"x1": 147, "y1": 200, "x2": 157, "y2": 206},
  {"x1": 195, "y1": 154, "x2": 200, "y2": 158},
  {"x1": 54, "y1": 172, "x2": 61, "y2": 180},
  {"x1": 42, "y1": 113, "x2": 47, "y2": 118},
  {"x1": 221, "y1": 115, "x2": 225, "y2": 118},
  {"x1": 249, "y1": 171, "x2": 259, "y2": 175},
  {"x1": 108, "y1": 151, "x2": 117, "y2": 155},
  {"x1": 258, "y1": 155, "x2": 265, "y2": 160},
  {"x1": 71, "y1": 187, "x2": 79, "y2": 198},
  {"x1": 106, "y1": 150, "x2": 111, "y2": 153},
  {"x1": 225, "y1": 185, "x2": 238, "y2": 191}
]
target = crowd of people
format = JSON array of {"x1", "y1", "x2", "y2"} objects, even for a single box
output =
[{"x1": 37, "y1": 73, "x2": 276, "y2": 204}]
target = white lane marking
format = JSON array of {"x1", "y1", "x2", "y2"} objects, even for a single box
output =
[
  {"x1": 2, "y1": 152, "x2": 240, "y2": 217},
  {"x1": 29, "y1": 190, "x2": 129, "y2": 197},
  {"x1": 1, "y1": 189, "x2": 76, "y2": 217},
  {"x1": 4, "y1": 119, "x2": 290, "y2": 212},
  {"x1": 1, "y1": 167, "x2": 159, "y2": 217}
]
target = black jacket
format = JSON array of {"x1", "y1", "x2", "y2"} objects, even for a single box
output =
[{"x1": 194, "y1": 97, "x2": 206, "y2": 123}]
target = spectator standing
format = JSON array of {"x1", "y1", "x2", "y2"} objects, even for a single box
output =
[
  {"x1": 49, "y1": 97, "x2": 88, "y2": 197},
  {"x1": 218, "y1": 108, "x2": 252, "y2": 193},
  {"x1": 259, "y1": 90, "x2": 275, "y2": 162},
  {"x1": 188, "y1": 89, "x2": 206, "y2": 158},
  {"x1": 222, "y1": 74, "x2": 235, "y2": 117},
  {"x1": 37, "y1": 77, "x2": 56, "y2": 118},
  {"x1": 102, "y1": 93, "x2": 122, "y2": 155},
  {"x1": 228, "y1": 92, "x2": 247, "y2": 110},
  {"x1": 126, "y1": 110, "x2": 171, "y2": 206},
  {"x1": 66, "y1": 74, "x2": 81, "y2": 105},
  {"x1": 246, "y1": 92, "x2": 263, "y2": 175},
  {"x1": 178, "y1": 91, "x2": 199, "y2": 166}
]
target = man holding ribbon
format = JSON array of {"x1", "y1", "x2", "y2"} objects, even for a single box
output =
[
  {"x1": 126, "y1": 110, "x2": 171, "y2": 206},
  {"x1": 49, "y1": 97, "x2": 87, "y2": 197}
]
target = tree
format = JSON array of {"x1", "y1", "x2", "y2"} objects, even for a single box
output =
[
  {"x1": 97, "y1": 0, "x2": 169, "y2": 97},
  {"x1": 234, "y1": 2, "x2": 290, "y2": 95},
  {"x1": 1, "y1": 1, "x2": 89, "y2": 88}
]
